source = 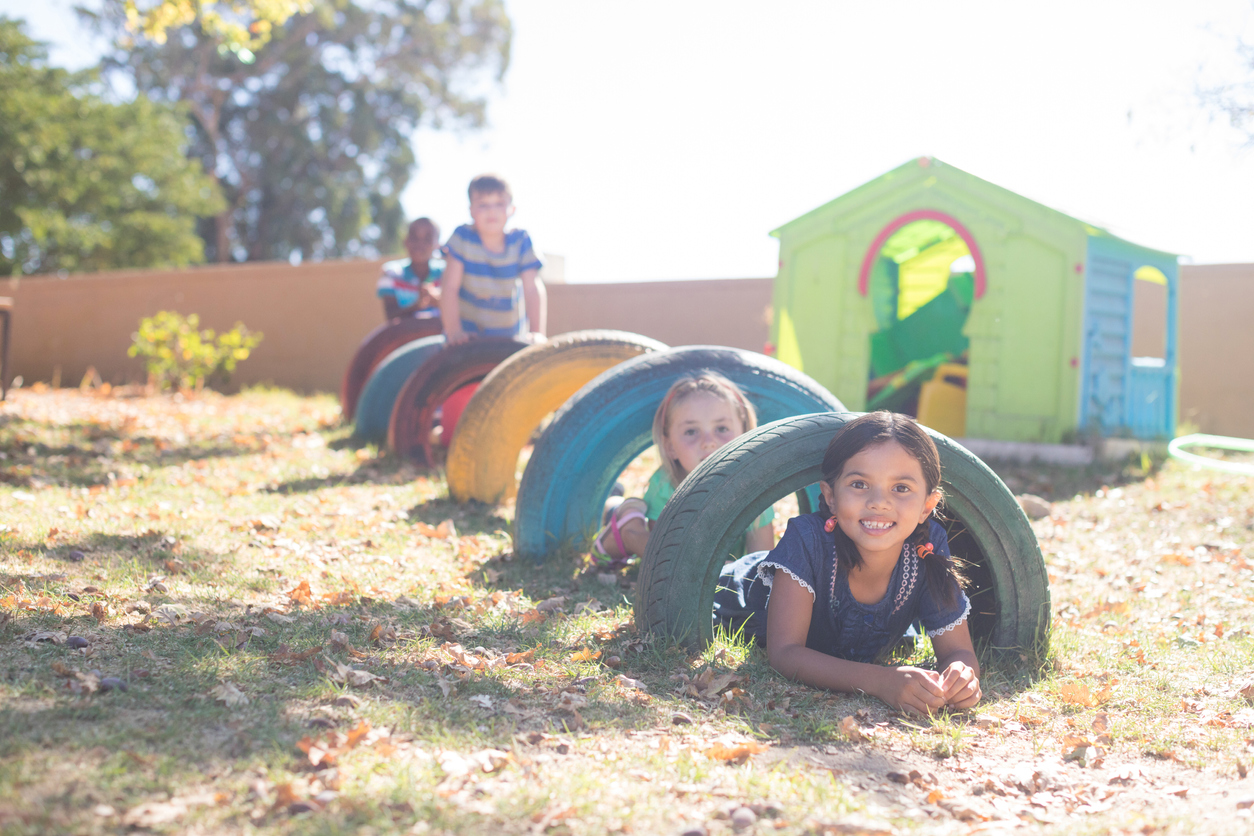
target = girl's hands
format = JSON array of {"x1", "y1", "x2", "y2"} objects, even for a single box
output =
[
  {"x1": 880, "y1": 662, "x2": 982, "y2": 715},
  {"x1": 881, "y1": 667, "x2": 947, "y2": 716},
  {"x1": 939, "y1": 661, "x2": 981, "y2": 709}
]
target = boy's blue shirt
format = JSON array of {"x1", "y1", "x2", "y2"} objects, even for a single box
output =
[{"x1": 377, "y1": 258, "x2": 443, "y2": 315}]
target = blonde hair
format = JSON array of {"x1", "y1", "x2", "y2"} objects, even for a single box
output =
[{"x1": 651, "y1": 371, "x2": 758, "y2": 486}]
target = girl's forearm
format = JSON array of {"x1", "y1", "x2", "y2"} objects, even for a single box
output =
[{"x1": 769, "y1": 643, "x2": 891, "y2": 701}]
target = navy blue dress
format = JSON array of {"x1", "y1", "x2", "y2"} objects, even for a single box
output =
[{"x1": 713, "y1": 514, "x2": 970, "y2": 664}]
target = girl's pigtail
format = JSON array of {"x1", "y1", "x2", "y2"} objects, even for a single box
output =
[{"x1": 912, "y1": 511, "x2": 966, "y2": 609}]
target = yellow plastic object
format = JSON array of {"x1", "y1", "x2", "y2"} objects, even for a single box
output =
[
  {"x1": 445, "y1": 330, "x2": 667, "y2": 504},
  {"x1": 916, "y1": 363, "x2": 968, "y2": 438}
]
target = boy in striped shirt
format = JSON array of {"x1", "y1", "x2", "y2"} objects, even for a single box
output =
[
  {"x1": 377, "y1": 217, "x2": 443, "y2": 321},
  {"x1": 440, "y1": 174, "x2": 546, "y2": 344}
]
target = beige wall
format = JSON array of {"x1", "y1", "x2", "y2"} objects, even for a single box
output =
[
  {"x1": 2, "y1": 260, "x2": 1249, "y2": 438},
  {"x1": 1175, "y1": 264, "x2": 1254, "y2": 438},
  {"x1": 548, "y1": 278, "x2": 772, "y2": 353},
  {"x1": 1, "y1": 262, "x2": 771, "y2": 396}
]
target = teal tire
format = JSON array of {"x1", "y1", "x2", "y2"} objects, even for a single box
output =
[
  {"x1": 512, "y1": 346, "x2": 845, "y2": 562},
  {"x1": 635, "y1": 412, "x2": 1051, "y2": 667},
  {"x1": 354, "y1": 336, "x2": 446, "y2": 443}
]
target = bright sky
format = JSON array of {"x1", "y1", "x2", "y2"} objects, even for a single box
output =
[{"x1": 9, "y1": 0, "x2": 1254, "y2": 281}]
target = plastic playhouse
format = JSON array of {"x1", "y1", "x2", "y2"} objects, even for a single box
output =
[{"x1": 769, "y1": 157, "x2": 1180, "y2": 442}]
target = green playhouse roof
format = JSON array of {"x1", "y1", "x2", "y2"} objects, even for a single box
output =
[{"x1": 771, "y1": 157, "x2": 1177, "y2": 260}]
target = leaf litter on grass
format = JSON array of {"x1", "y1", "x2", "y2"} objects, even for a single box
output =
[{"x1": 3, "y1": 388, "x2": 1254, "y2": 833}]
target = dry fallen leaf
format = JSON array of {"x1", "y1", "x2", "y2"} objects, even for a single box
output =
[
  {"x1": 328, "y1": 661, "x2": 385, "y2": 687},
  {"x1": 121, "y1": 793, "x2": 225, "y2": 828},
  {"x1": 536, "y1": 596, "x2": 566, "y2": 613},
  {"x1": 288, "y1": 580, "x2": 314, "y2": 608},
  {"x1": 840, "y1": 715, "x2": 868, "y2": 742},
  {"x1": 614, "y1": 674, "x2": 647, "y2": 692},
  {"x1": 705, "y1": 738, "x2": 767, "y2": 764},
  {"x1": 29, "y1": 630, "x2": 68, "y2": 645},
  {"x1": 250, "y1": 515, "x2": 282, "y2": 531},
  {"x1": 414, "y1": 519, "x2": 457, "y2": 539},
  {"x1": 210, "y1": 682, "x2": 249, "y2": 707},
  {"x1": 1059, "y1": 681, "x2": 1111, "y2": 707},
  {"x1": 505, "y1": 648, "x2": 535, "y2": 665},
  {"x1": 569, "y1": 647, "x2": 601, "y2": 663},
  {"x1": 296, "y1": 720, "x2": 375, "y2": 767},
  {"x1": 557, "y1": 691, "x2": 587, "y2": 711},
  {"x1": 436, "y1": 675, "x2": 457, "y2": 698}
]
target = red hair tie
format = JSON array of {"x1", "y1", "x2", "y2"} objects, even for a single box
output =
[{"x1": 916, "y1": 542, "x2": 934, "y2": 559}]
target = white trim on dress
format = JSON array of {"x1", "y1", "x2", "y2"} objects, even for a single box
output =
[
  {"x1": 930, "y1": 598, "x2": 972, "y2": 636},
  {"x1": 757, "y1": 562, "x2": 816, "y2": 600}
]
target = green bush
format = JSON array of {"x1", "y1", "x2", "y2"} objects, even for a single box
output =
[{"x1": 128, "y1": 311, "x2": 263, "y2": 392}]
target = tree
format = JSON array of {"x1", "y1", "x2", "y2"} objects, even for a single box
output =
[
  {"x1": 83, "y1": 0, "x2": 512, "y2": 263},
  {"x1": 0, "y1": 17, "x2": 224, "y2": 276}
]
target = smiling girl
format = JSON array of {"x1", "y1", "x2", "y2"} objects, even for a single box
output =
[{"x1": 713, "y1": 411, "x2": 981, "y2": 715}]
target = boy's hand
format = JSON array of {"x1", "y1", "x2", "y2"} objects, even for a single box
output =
[
  {"x1": 445, "y1": 325, "x2": 469, "y2": 346},
  {"x1": 938, "y1": 661, "x2": 981, "y2": 709},
  {"x1": 881, "y1": 667, "x2": 947, "y2": 716},
  {"x1": 418, "y1": 286, "x2": 441, "y2": 309}
]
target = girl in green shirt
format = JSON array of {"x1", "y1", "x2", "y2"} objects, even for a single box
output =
[{"x1": 594, "y1": 371, "x2": 774, "y2": 566}]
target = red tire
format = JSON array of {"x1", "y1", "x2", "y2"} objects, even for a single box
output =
[
  {"x1": 387, "y1": 338, "x2": 530, "y2": 465},
  {"x1": 340, "y1": 318, "x2": 443, "y2": 422}
]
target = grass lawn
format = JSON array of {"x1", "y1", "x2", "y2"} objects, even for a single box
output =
[{"x1": 2, "y1": 387, "x2": 1253, "y2": 835}]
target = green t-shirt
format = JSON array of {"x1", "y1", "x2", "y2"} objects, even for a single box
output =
[{"x1": 641, "y1": 468, "x2": 774, "y2": 559}]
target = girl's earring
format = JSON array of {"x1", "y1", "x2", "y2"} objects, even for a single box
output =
[{"x1": 824, "y1": 516, "x2": 837, "y2": 533}]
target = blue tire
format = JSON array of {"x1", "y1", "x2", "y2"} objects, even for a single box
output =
[
  {"x1": 513, "y1": 346, "x2": 845, "y2": 562},
  {"x1": 353, "y1": 336, "x2": 445, "y2": 443}
]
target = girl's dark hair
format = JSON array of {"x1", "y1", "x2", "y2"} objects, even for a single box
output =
[{"x1": 817, "y1": 411, "x2": 964, "y2": 607}]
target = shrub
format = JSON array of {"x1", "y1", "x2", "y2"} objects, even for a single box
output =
[{"x1": 128, "y1": 311, "x2": 263, "y2": 392}]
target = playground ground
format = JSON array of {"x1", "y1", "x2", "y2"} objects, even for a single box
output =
[{"x1": 1, "y1": 387, "x2": 1252, "y2": 836}]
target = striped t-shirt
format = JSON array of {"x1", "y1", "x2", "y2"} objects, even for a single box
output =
[
  {"x1": 376, "y1": 258, "x2": 443, "y2": 316},
  {"x1": 444, "y1": 225, "x2": 543, "y2": 337}
]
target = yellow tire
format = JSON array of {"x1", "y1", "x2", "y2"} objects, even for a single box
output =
[{"x1": 446, "y1": 330, "x2": 667, "y2": 504}]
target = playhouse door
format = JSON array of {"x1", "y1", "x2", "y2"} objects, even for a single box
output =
[{"x1": 1080, "y1": 238, "x2": 1177, "y2": 439}]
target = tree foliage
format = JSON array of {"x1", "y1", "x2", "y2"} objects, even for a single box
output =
[
  {"x1": 1204, "y1": 42, "x2": 1254, "y2": 141},
  {"x1": 84, "y1": 0, "x2": 512, "y2": 264},
  {"x1": 0, "y1": 17, "x2": 224, "y2": 275},
  {"x1": 123, "y1": 0, "x2": 311, "y2": 55}
]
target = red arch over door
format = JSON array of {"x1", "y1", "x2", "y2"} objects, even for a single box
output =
[{"x1": 857, "y1": 210, "x2": 987, "y2": 300}]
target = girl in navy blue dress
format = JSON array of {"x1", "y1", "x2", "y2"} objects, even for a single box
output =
[{"x1": 714, "y1": 411, "x2": 982, "y2": 715}]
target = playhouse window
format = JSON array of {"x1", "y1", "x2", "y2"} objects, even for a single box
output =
[{"x1": 869, "y1": 219, "x2": 974, "y2": 330}]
